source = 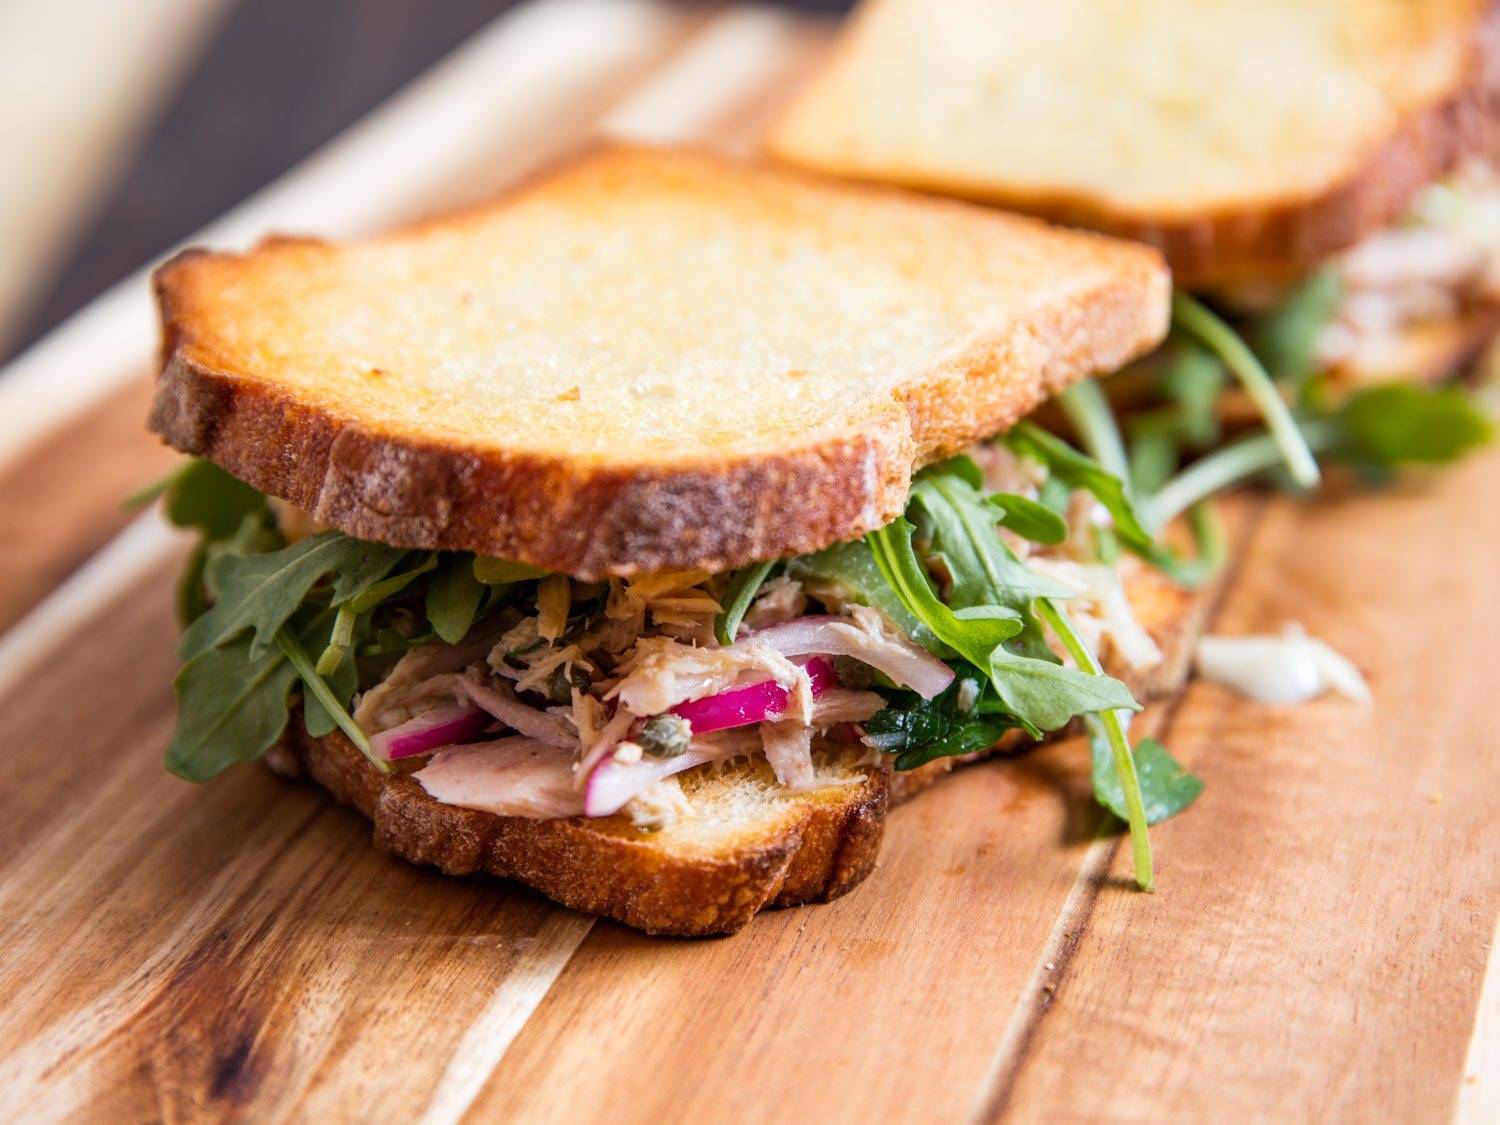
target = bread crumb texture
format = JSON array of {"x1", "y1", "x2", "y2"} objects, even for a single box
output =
[
  {"x1": 151, "y1": 145, "x2": 1167, "y2": 576},
  {"x1": 769, "y1": 0, "x2": 1500, "y2": 283}
]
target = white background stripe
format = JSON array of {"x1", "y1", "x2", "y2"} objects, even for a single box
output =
[{"x1": 0, "y1": 0, "x2": 690, "y2": 476}]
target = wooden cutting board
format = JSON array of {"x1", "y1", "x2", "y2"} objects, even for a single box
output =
[{"x1": 2, "y1": 4, "x2": 1497, "y2": 1122}]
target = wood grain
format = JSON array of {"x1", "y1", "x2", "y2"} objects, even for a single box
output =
[
  {"x1": 0, "y1": 5, "x2": 1497, "y2": 1122},
  {"x1": 0, "y1": 567, "x2": 595, "y2": 1122},
  {"x1": 0, "y1": 378, "x2": 176, "y2": 634},
  {"x1": 996, "y1": 462, "x2": 1500, "y2": 1124}
]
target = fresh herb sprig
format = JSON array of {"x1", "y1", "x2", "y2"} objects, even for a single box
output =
[
  {"x1": 715, "y1": 560, "x2": 776, "y2": 645},
  {"x1": 1172, "y1": 291, "x2": 1322, "y2": 489},
  {"x1": 1146, "y1": 382, "x2": 1494, "y2": 529}
]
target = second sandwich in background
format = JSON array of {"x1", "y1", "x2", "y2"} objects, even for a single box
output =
[{"x1": 769, "y1": 0, "x2": 1498, "y2": 527}]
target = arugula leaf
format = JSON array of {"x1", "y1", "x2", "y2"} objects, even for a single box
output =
[
  {"x1": 275, "y1": 625, "x2": 384, "y2": 767},
  {"x1": 1252, "y1": 267, "x2": 1342, "y2": 386},
  {"x1": 935, "y1": 453, "x2": 988, "y2": 490},
  {"x1": 426, "y1": 552, "x2": 487, "y2": 644},
  {"x1": 164, "y1": 632, "x2": 300, "y2": 782},
  {"x1": 1036, "y1": 472, "x2": 1071, "y2": 514},
  {"x1": 473, "y1": 556, "x2": 549, "y2": 584},
  {"x1": 865, "y1": 515, "x2": 1136, "y2": 734},
  {"x1": 867, "y1": 517, "x2": 1023, "y2": 664},
  {"x1": 715, "y1": 560, "x2": 776, "y2": 645},
  {"x1": 911, "y1": 474, "x2": 1072, "y2": 607},
  {"x1": 150, "y1": 461, "x2": 281, "y2": 624},
  {"x1": 163, "y1": 459, "x2": 270, "y2": 540},
  {"x1": 1334, "y1": 382, "x2": 1493, "y2": 468},
  {"x1": 1086, "y1": 717, "x2": 1204, "y2": 826},
  {"x1": 1133, "y1": 502, "x2": 1228, "y2": 588},
  {"x1": 865, "y1": 679, "x2": 1020, "y2": 771},
  {"x1": 303, "y1": 618, "x2": 363, "y2": 738},
  {"x1": 1127, "y1": 422, "x2": 1180, "y2": 500},
  {"x1": 989, "y1": 492, "x2": 1067, "y2": 545},
  {"x1": 1037, "y1": 599, "x2": 1152, "y2": 890},
  {"x1": 348, "y1": 552, "x2": 437, "y2": 613},
  {"x1": 786, "y1": 540, "x2": 942, "y2": 653},
  {"x1": 176, "y1": 543, "x2": 211, "y2": 626},
  {"x1": 187, "y1": 532, "x2": 287, "y2": 627},
  {"x1": 179, "y1": 530, "x2": 405, "y2": 661},
  {"x1": 1149, "y1": 382, "x2": 1494, "y2": 529},
  {"x1": 124, "y1": 460, "x2": 193, "y2": 509},
  {"x1": 984, "y1": 644, "x2": 1140, "y2": 731},
  {"x1": 1007, "y1": 422, "x2": 1226, "y2": 587},
  {"x1": 912, "y1": 468, "x2": 1064, "y2": 665},
  {"x1": 1172, "y1": 291, "x2": 1321, "y2": 488},
  {"x1": 1006, "y1": 421, "x2": 1153, "y2": 546},
  {"x1": 1058, "y1": 379, "x2": 1131, "y2": 482},
  {"x1": 1160, "y1": 345, "x2": 1231, "y2": 446}
]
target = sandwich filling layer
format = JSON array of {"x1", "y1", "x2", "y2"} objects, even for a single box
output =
[{"x1": 155, "y1": 417, "x2": 1212, "y2": 875}]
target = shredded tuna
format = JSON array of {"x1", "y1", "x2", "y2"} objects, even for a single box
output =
[
  {"x1": 606, "y1": 637, "x2": 807, "y2": 717},
  {"x1": 459, "y1": 677, "x2": 578, "y2": 750},
  {"x1": 357, "y1": 563, "x2": 955, "y2": 827},
  {"x1": 513, "y1": 643, "x2": 591, "y2": 696},
  {"x1": 352, "y1": 619, "x2": 511, "y2": 730},
  {"x1": 1026, "y1": 557, "x2": 1163, "y2": 673},
  {"x1": 808, "y1": 688, "x2": 885, "y2": 726},
  {"x1": 740, "y1": 577, "x2": 808, "y2": 633},
  {"x1": 575, "y1": 700, "x2": 637, "y2": 785},
  {"x1": 535, "y1": 574, "x2": 572, "y2": 642},
  {"x1": 583, "y1": 728, "x2": 761, "y2": 817},
  {"x1": 754, "y1": 606, "x2": 954, "y2": 698},
  {"x1": 414, "y1": 737, "x2": 583, "y2": 819},
  {"x1": 760, "y1": 722, "x2": 816, "y2": 790}
]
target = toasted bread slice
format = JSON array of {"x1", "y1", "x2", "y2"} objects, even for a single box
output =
[
  {"x1": 265, "y1": 562, "x2": 1210, "y2": 936},
  {"x1": 268, "y1": 728, "x2": 889, "y2": 937},
  {"x1": 767, "y1": 0, "x2": 1500, "y2": 287},
  {"x1": 149, "y1": 144, "x2": 1168, "y2": 579}
]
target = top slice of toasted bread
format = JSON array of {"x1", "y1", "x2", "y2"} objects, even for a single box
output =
[
  {"x1": 767, "y1": 0, "x2": 1500, "y2": 286},
  {"x1": 148, "y1": 144, "x2": 1168, "y2": 578}
]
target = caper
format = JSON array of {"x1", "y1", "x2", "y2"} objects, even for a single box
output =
[
  {"x1": 546, "y1": 664, "x2": 592, "y2": 704},
  {"x1": 833, "y1": 655, "x2": 873, "y2": 691},
  {"x1": 639, "y1": 714, "x2": 692, "y2": 758}
]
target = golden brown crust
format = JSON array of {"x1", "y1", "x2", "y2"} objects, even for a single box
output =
[
  {"x1": 272, "y1": 723, "x2": 887, "y2": 937},
  {"x1": 148, "y1": 145, "x2": 1169, "y2": 579},
  {"x1": 767, "y1": 1, "x2": 1500, "y2": 287},
  {"x1": 1098, "y1": 20, "x2": 1500, "y2": 288}
]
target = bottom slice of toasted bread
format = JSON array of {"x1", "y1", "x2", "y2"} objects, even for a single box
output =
[
  {"x1": 264, "y1": 567, "x2": 1213, "y2": 936},
  {"x1": 268, "y1": 730, "x2": 890, "y2": 936}
]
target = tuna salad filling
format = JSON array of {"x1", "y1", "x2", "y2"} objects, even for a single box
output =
[{"x1": 152, "y1": 401, "x2": 1232, "y2": 892}]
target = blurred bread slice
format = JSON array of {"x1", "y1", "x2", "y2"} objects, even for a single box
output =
[
  {"x1": 767, "y1": 0, "x2": 1500, "y2": 286},
  {"x1": 148, "y1": 144, "x2": 1168, "y2": 580}
]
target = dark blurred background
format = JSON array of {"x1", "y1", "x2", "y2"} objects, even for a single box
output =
[{"x1": 4, "y1": 0, "x2": 852, "y2": 367}]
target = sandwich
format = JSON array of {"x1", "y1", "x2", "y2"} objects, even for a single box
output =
[
  {"x1": 147, "y1": 144, "x2": 1216, "y2": 936},
  {"x1": 768, "y1": 0, "x2": 1498, "y2": 520}
]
